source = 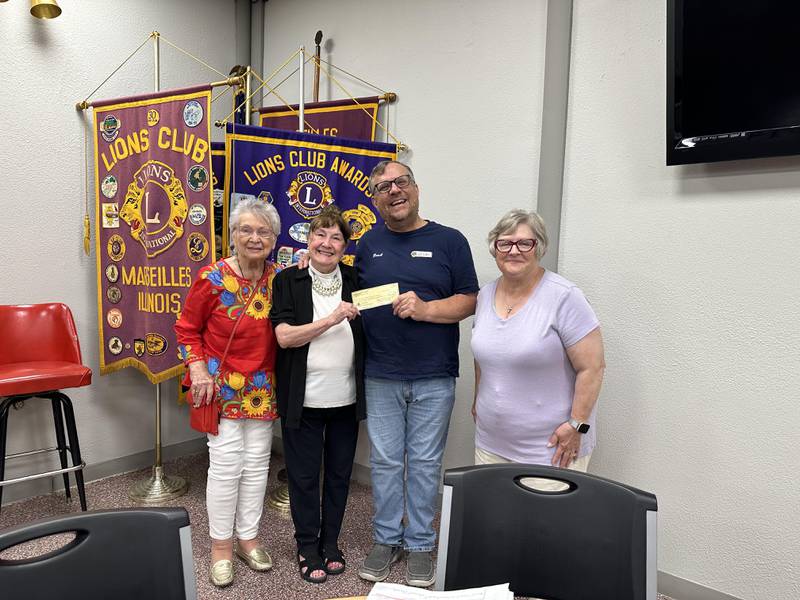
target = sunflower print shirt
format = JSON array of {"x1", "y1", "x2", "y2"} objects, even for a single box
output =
[{"x1": 175, "y1": 259, "x2": 279, "y2": 421}]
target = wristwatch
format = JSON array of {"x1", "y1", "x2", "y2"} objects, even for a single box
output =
[{"x1": 568, "y1": 418, "x2": 590, "y2": 434}]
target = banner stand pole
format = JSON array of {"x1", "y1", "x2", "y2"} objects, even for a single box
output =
[
  {"x1": 245, "y1": 66, "x2": 252, "y2": 126},
  {"x1": 129, "y1": 30, "x2": 190, "y2": 504},
  {"x1": 313, "y1": 31, "x2": 322, "y2": 103},
  {"x1": 298, "y1": 46, "x2": 305, "y2": 131},
  {"x1": 268, "y1": 45, "x2": 308, "y2": 518}
]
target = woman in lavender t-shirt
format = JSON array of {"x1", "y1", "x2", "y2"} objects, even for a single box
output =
[{"x1": 470, "y1": 209, "x2": 605, "y2": 472}]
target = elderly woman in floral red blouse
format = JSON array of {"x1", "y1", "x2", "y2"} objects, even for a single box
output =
[{"x1": 175, "y1": 198, "x2": 281, "y2": 588}]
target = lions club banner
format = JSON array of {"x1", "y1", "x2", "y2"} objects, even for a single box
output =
[
  {"x1": 224, "y1": 124, "x2": 396, "y2": 266},
  {"x1": 211, "y1": 142, "x2": 225, "y2": 259},
  {"x1": 257, "y1": 96, "x2": 381, "y2": 141},
  {"x1": 93, "y1": 85, "x2": 215, "y2": 383}
]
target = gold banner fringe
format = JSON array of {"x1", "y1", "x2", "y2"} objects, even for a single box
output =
[{"x1": 100, "y1": 359, "x2": 185, "y2": 385}]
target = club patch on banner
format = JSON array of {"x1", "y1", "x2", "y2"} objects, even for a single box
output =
[
  {"x1": 93, "y1": 85, "x2": 215, "y2": 383},
  {"x1": 223, "y1": 124, "x2": 396, "y2": 267}
]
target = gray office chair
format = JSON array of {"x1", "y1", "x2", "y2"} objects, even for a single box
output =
[
  {"x1": 0, "y1": 507, "x2": 197, "y2": 600},
  {"x1": 435, "y1": 464, "x2": 657, "y2": 599}
]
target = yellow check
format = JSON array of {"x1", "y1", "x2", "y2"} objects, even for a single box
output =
[{"x1": 351, "y1": 283, "x2": 400, "y2": 310}]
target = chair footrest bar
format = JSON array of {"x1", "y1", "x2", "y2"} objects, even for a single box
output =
[
  {"x1": 0, "y1": 460, "x2": 86, "y2": 487},
  {"x1": 6, "y1": 446, "x2": 72, "y2": 460}
]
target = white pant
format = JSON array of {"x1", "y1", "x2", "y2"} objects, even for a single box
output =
[
  {"x1": 474, "y1": 446, "x2": 591, "y2": 492},
  {"x1": 207, "y1": 418, "x2": 273, "y2": 540}
]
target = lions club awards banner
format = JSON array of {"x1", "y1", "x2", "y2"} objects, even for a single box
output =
[
  {"x1": 93, "y1": 85, "x2": 215, "y2": 383},
  {"x1": 256, "y1": 96, "x2": 381, "y2": 141},
  {"x1": 223, "y1": 123, "x2": 396, "y2": 266}
]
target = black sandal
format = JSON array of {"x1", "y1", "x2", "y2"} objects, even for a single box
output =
[
  {"x1": 298, "y1": 552, "x2": 327, "y2": 584},
  {"x1": 322, "y1": 546, "x2": 346, "y2": 575}
]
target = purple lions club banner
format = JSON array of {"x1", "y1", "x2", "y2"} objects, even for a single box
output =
[
  {"x1": 257, "y1": 96, "x2": 381, "y2": 141},
  {"x1": 93, "y1": 85, "x2": 215, "y2": 383},
  {"x1": 211, "y1": 142, "x2": 225, "y2": 259},
  {"x1": 223, "y1": 123, "x2": 396, "y2": 267}
]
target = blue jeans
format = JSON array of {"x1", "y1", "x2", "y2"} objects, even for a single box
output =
[{"x1": 365, "y1": 376, "x2": 456, "y2": 552}]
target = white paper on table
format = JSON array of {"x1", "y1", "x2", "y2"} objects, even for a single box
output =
[{"x1": 367, "y1": 582, "x2": 513, "y2": 600}]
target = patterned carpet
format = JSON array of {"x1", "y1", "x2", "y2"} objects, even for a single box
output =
[{"x1": 0, "y1": 451, "x2": 674, "y2": 600}]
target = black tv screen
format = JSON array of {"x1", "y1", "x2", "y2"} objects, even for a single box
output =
[{"x1": 667, "y1": 1, "x2": 800, "y2": 165}]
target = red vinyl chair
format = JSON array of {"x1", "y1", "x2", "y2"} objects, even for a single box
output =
[{"x1": 0, "y1": 303, "x2": 91, "y2": 513}]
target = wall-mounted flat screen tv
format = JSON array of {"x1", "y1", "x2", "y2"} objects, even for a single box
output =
[{"x1": 667, "y1": 1, "x2": 800, "y2": 165}]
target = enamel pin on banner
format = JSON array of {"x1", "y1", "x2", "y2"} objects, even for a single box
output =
[{"x1": 92, "y1": 85, "x2": 215, "y2": 383}]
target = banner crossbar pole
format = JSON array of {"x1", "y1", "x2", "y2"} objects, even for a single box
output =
[{"x1": 76, "y1": 76, "x2": 244, "y2": 111}]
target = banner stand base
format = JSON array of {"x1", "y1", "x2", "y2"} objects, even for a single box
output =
[
  {"x1": 266, "y1": 468, "x2": 290, "y2": 516},
  {"x1": 129, "y1": 465, "x2": 189, "y2": 503}
]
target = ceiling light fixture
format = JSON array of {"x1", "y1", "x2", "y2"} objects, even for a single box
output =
[{"x1": 30, "y1": 0, "x2": 61, "y2": 19}]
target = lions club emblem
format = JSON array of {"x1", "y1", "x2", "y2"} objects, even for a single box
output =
[
  {"x1": 119, "y1": 160, "x2": 189, "y2": 258},
  {"x1": 286, "y1": 171, "x2": 334, "y2": 219}
]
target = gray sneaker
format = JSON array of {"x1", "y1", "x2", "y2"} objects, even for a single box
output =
[
  {"x1": 358, "y1": 544, "x2": 403, "y2": 582},
  {"x1": 406, "y1": 551, "x2": 435, "y2": 587}
]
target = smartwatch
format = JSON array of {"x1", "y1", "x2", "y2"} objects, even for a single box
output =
[{"x1": 568, "y1": 418, "x2": 590, "y2": 434}]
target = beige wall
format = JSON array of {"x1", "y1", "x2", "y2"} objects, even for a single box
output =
[{"x1": 562, "y1": 2, "x2": 800, "y2": 599}]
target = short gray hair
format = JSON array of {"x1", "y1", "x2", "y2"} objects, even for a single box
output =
[
  {"x1": 368, "y1": 160, "x2": 415, "y2": 193},
  {"x1": 229, "y1": 198, "x2": 281, "y2": 243},
  {"x1": 487, "y1": 209, "x2": 548, "y2": 260}
]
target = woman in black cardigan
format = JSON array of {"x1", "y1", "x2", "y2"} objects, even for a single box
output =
[{"x1": 269, "y1": 206, "x2": 365, "y2": 584}]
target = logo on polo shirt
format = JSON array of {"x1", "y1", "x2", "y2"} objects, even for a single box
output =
[{"x1": 410, "y1": 251, "x2": 432, "y2": 258}]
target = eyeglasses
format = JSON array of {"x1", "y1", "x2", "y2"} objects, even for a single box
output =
[
  {"x1": 238, "y1": 226, "x2": 274, "y2": 239},
  {"x1": 373, "y1": 174, "x2": 414, "y2": 195},
  {"x1": 494, "y1": 238, "x2": 537, "y2": 253}
]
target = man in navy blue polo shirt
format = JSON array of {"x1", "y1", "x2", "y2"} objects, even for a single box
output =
[{"x1": 356, "y1": 160, "x2": 478, "y2": 587}]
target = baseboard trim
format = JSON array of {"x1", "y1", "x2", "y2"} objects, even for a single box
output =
[
  {"x1": 658, "y1": 571, "x2": 742, "y2": 600},
  {"x1": 351, "y1": 460, "x2": 372, "y2": 486},
  {"x1": 1, "y1": 436, "x2": 208, "y2": 506}
]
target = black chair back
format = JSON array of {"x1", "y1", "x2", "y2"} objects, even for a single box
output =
[
  {"x1": 435, "y1": 464, "x2": 657, "y2": 599},
  {"x1": 0, "y1": 507, "x2": 196, "y2": 600}
]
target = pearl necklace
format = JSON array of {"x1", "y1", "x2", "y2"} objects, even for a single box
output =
[{"x1": 310, "y1": 267, "x2": 342, "y2": 296}]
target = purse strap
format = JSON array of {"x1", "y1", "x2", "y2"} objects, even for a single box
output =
[{"x1": 218, "y1": 263, "x2": 269, "y2": 370}]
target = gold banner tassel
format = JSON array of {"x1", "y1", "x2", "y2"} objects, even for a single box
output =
[{"x1": 83, "y1": 214, "x2": 90, "y2": 255}]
